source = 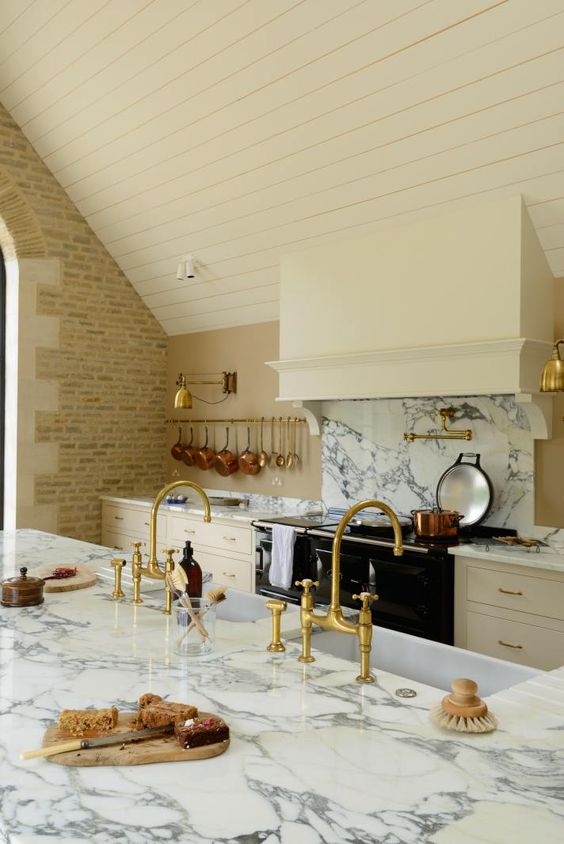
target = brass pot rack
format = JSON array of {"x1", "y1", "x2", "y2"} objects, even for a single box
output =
[{"x1": 166, "y1": 416, "x2": 306, "y2": 425}]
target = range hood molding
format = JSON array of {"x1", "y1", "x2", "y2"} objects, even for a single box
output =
[{"x1": 267, "y1": 337, "x2": 554, "y2": 439}]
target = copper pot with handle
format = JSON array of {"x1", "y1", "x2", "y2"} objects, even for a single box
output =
[
  {"x1": 181, "y1": 427, "x2": 198, "y2": 467},
  {"x1": 195, "y1": 425, "x2": 216, "y2": 471},
  {"x1": 238, "y1": 425, "x2": 261, "y2": 475},
  {"x1": 215, "y1": 427, "x2": 238, "y2": 477},
  {"x1": 170, "y1": 426, "x2": 184, "y2": 461},
  {"x1": 411, "y1": 508, "x2": 463, "y2": 539}
]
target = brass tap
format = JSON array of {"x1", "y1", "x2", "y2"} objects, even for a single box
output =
[
  {"x1": 295, "y1": 499, "x2": 403, "y2": 683},
  {"x1": 132, "y1": 480, "x2": 212, "y2": 614},
  {"x1": 110, "y1": 558, "x2": 126, "y2": 599},
  {"x1": 266, "y1": 599, "x2": 287, "y2": 653}
]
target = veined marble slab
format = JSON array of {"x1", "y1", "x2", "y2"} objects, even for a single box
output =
[
  {"x1": 1, "y1": 530, "x2": 564, "y2": 844},
  {"x1": 451, "y1": 542, "x2": 564, "y2": 573}
]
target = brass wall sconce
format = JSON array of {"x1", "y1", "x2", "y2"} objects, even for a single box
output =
[
  {"x1": 174, "y1": 371, "x2": 237, "y2": 409},
  {"x1": 540, "y1": 339, "x2": 564, "y2": 392},
  {"x1": 404, "y1": 407, "x2": 472, "y2": 442}
]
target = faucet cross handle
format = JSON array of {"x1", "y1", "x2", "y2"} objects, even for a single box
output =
[
  {"x1": 352, "y1": 592, "x2": 379, "y2": 611},
  {"x1": 130, "y1": 541, "x2": 146, "y2": 550},
  {"x1": 161, "y1": 548, "x2": 177, "y2": 571},
  {"x1": 295, "y1": 579, "x2": 319, "y2": 595}
]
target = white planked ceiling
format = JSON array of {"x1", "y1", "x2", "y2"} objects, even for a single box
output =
[{"x1": 1, "y1": 0, "x2": 564, "y2": 334}]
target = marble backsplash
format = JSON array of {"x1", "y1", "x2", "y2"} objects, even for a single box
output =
[{"x1": 321, "y1": 396, "x2": 534, "y2": 532}]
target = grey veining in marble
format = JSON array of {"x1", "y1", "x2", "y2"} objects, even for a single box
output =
[
  {"x1": 2, "y1": 530, "x2": 564, "y2": 844},
  {"x1": 321, "y1": 395, "x2": 534, "y2": 532}
]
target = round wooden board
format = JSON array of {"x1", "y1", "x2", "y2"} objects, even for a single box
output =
[
  {"x1": 31, "y1": 564, "x2": 97, "y2": 592},
  {"x1": 43, "y1": 712, "x2": 230, "y2": 766}
]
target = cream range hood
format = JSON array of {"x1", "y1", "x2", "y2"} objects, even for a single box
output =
[{"x1": 267, "y1": 196, "x2": 555, "y2": 439}]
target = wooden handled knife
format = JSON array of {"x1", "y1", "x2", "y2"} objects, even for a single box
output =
[{"x1": 21, "y1": 725, "x2": 174, "y2": 760}]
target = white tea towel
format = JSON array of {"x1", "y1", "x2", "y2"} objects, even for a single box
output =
[{"x1": 269, "y1": 525, "x2": 297, "y2": 590}]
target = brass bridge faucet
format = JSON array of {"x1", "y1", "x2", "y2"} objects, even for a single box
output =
[
  {"x1": 131, "y1": 480, "x2": 211, "y2": 614},
  {"x1": 295, "y1": 499, "x2": 404, "y2": 683}
]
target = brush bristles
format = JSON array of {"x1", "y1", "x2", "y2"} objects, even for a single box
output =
[
  {"x1": 430, "y1": 704, "x2": 498, "y2": 733},
  {"x1": 204, "y1": 587, "x2": 226, "y2": 604},
  {"x1": 169, "y1": 565, "x2": 188, "y2": 592}
]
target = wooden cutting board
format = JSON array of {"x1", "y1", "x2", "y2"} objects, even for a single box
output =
[
  {"x1": 32, "y1": 564, "x2": 97, "y2": 592},
  {"x1": 43, "y1": 712, "x2": 230, "y2": 766}
]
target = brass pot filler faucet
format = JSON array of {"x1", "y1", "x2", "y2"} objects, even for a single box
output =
[{"x1": 294, "y1": 499, "x2": 404, "y2": 683}]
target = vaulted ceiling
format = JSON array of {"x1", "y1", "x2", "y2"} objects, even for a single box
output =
[{"x1": 0, "y1": 0, "x2": 563, "y2": 334}]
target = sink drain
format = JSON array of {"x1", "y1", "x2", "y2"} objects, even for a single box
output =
[{"x1": 395, "y1": 688, "x2": 417, "y2": 698}]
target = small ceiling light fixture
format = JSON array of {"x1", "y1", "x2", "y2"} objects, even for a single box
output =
[
  {"x1": 174, "y1": 371, "x2": 237, "y2": 409},
  {"x1": 540, "y1": 339, "x2": 564, "y2": 392},
  {"x1": 176, "y1": 254, "x2": 196, "y2": 280}
]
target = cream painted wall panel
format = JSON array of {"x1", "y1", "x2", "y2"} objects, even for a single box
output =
[
  {"x1": 123, "y1": 144, "x2": 564, "y2": 307},
  {"x1": 56, "y1": 0, "x2": 480, "y2": 193},
  {"x1": 114, "y1": 105, "x2": 564, "y2": 272},
  {"x1": 547, "y1": 247, "x2": 564, "y2": 275},
  {"x1": 520, "y1": 202, "x2": 554, "y2": 341},
  {"x1": 12, "y1": 0, "x2": 195, "y2": 128},
  {"x1": 531, "y1": 199, "x2": 564, "y2": 229},
  {"x1": 144, "y1": 268, "x2": 280, "y2": 309},
  {"x1": 0, "y1": 0, "x2": 68, "y2": 59},
  {"x1": 279, "y1": 196, "x2": 523, "y2": 360},
  {"x1": 153, "y1": 282, "x2": 279, "y2": 322},
  {"x1": 162, "y1": 300, "x2": 279, "y2": 335},
  {"x1": 119, "y1": 124, "x2": 564, "y2": 287},
  {"x1": 40, "y1": 0, "x2": 319, "y2": 169},
  {"x1": 106, "y1": 71, "x2": 564, "y2": 262},
  {"x1": 67, "y1": 4, "x2": 560, "y2": 218},
  {"x1": 536, "y1": 222, "x2": 564, "y2": 249},
  {"x1": 27, "y1": 0, "x2": 249, "y2": 154},
  {"x1": 1, "y1": 0, "x2": 152, "y2": 112},
  {"x1": 0, "y1": 0, "x2": 110, "y2": 100}
]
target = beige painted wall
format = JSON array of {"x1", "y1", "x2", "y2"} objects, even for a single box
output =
[
  {"x1": 535, "y1": 278, "x2": 564, "y2": 528},
  {"x1": 0, "y1": 104, "x2": 167, "y2": 542},
  {"x1": 167, "y1": 322, "x2": 321, "y2": 501}
]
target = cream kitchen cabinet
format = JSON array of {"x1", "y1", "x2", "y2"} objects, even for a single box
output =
[
  {"x1": 454, "y1": 554, "x2": 564, "y2": 670},
  {"x1": 101, "y1": 498, "x2": 256, "y2": 593}
]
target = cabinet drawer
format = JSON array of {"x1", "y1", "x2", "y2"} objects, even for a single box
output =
[
  {"x1": 467, "y1": 567, "x2": 564, "y2": 621},
  {"x1": 102, "y1": 528, "x2": 137, "y2": 553},
  {"x1": 167, "y1": 516, "x2": 253, "y2": 556},
  {"x1": 196, "y1": 550, "x2": 254, "y2": 593},
  {"x1": 103, "y1": 505, "x2": 164, "y2": 540},
  {"x1": 467, "y1": 611, "x2": 564, "y2": 670}
]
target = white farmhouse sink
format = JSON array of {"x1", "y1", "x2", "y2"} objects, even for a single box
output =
[
  {"x1": 212, "y1": 584, "x2": 299, "y2": 622},
  {"x1": 300, "y1": 626, "x2": 542, "y2": 695}
]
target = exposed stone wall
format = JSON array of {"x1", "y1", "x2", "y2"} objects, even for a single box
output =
[{"x1": 0, "y1": 104, "x2": 167, "y2": 542}]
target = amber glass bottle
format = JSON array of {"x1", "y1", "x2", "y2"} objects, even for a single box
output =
[{"x1": 179, "y1": 540, "x2": 202, "y2": 598}]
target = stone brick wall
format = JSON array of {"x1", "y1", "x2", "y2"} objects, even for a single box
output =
[{"x1": 0, "y1": 104, "x2": 167, "y2": 542}]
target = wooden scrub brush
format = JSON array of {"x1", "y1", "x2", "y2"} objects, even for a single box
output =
[{"x1": 430, "y1": 678, "x2": 498, "y2": 734}]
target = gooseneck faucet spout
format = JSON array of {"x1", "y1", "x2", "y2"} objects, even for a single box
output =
[
  {"x1": 296, "y1": 499, "x2": 404, "y2": 683},
  {"x1": 132, "y1": 480, "x2": 211, "y2": 614}
]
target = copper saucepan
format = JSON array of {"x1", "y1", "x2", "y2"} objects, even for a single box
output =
[
  {"x1": 215, "y1": 427, "x2": 238, "y2": 477},
  {"x1": 181, "y1": 427, "x2": 198, "y2": 467},
  {"x1": 238, "y1": 425, "x2": 261, "y2": 475},
  {"x1": 195, "y1": 425, "x2": 216, "y2": 471},
  {"x1": 171, "y1": 426, "x2": 184, "y2": 461},
  {"x1": 411, "y1": 508, "x2": 463, "y2": 539}
]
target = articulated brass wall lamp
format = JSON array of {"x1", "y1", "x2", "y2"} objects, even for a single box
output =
[
  {"x1": 174, "y1": 371, "x2": 237, "y2": 409},
  {"x1": 540, "y1": 340, "x2": 564, "y2": 392}
]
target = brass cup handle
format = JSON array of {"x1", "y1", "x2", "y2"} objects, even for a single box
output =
[
  {"x1": 113, "y1": 515, "x2": 124, "y2": 521},
  {"x1": 498, "y1": 639, "x2": 523, "y2": 649},
  {"x1": 222, "y1": 536, "x2": 237, "y2": 541},
  {"x1": 352, "y1": 592, "x2": 379, "y2": 611},
  {"x1": 222, "y1": 572, "x2": 236, "y2": 579},
  {"x1": 295, "y1": 579, "x2": 319, "y2": 595},
  {"x1": 184, "y1": 529, "x2": 196, "y2": 534},
  {"x1": 498, "y1": 588, "x2": 523, "y2": 596}
]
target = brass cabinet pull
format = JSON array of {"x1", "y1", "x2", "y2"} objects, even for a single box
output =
[
  {"x1": 113, "y1": 516, "x2": 124, "y2": 521},
  {"x1": 223, "y1": 536, "x2": 237, "y2": 542},
  {"x1": 144, "y1": 521, "x2": 149, "y2": 526},
  {"x1": 498, "y1": 587, "x2": 523, "y2": 596},
  {"x1": 184, "y1": 529, "x2": 196, "y2": 534},
  {"x1": 222, "y1": 572, "x2": 236, "y2": 578},
  {"x1": 498, "y1": 639, "x2": 523, "y2": 649}
]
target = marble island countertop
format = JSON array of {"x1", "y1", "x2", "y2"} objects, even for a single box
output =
[
  {"x1": 2, "y1": 530, "x2": 564, "y2": 844},
  {"x1": 451, "y1": 541, "x2": 564, "y2": 573}
]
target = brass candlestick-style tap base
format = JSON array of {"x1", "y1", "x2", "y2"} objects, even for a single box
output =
[
  {"x1": 110, "y1": 558, "x2": 126, "y2": 599},
  {"x1": 131, "y1": 480, "x2": 212, "y2": 614},
  {"x1": 295, "y1": 499, "x2": 403, "y2": 683},
  {"x1": 266, "y1": 599, "x2": 287, "y2": 653}
]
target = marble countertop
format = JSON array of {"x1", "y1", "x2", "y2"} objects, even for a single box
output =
[
  {"x1": 451, "y1": 542, "x2": 564, "y2": 573},
  {"x1": 2, "y1": 530, "x2": 564, "y2": 844},
  {"x1": 100, "y1": 494, "x2": 308, "y2": 524}
]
